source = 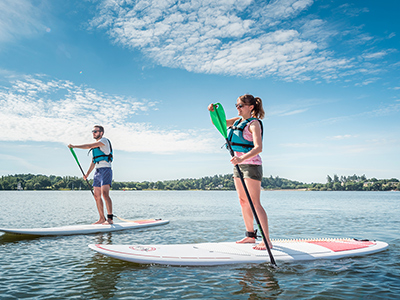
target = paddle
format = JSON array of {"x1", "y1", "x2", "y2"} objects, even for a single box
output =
[
  {"x1": 69, "y1": 147, "x2": 94, "y2": 196},
  {"x1": 210, "y1": 103, "x2": 277, "y2": 267}
]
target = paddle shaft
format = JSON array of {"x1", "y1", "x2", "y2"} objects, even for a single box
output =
[
  {"x1": 226, "y1": 138, "x2": 277, "y2": 267},
  {"x1": 69, "y1": 148, "x2": 94, "y2": 195}
]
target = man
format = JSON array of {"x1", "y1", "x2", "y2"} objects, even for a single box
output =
[{"x1": 68, "y1": 125, "x2": 114, "y2": 224}]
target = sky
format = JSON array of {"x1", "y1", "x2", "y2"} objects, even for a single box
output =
[{"x1": 0, "y1": 0, "x2": 399, "y2": 184}]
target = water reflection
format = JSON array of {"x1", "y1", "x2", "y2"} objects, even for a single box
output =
[
  {"x1": 85, "y1": 232, "x2": 147, "y2": 299},
  {"x1": 0, "y1": 232, "x2": 41, "y2": 244},
  {"x1": 233, "y1": 264, "x2": 282, "y2": 298},
  {"x1": 94, "y1": 232, "x2": 113, "y2": 245}
]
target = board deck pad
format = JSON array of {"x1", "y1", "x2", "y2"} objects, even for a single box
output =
[
  {"x1": 0, "y1": 219, "x2": 169, "y2": 236},
  {"x1": 88, "y1": 238, "x2": 388, "y2": 266}
]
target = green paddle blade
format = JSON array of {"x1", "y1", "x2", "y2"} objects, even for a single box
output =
[
  {"x1": 69, "y1": 147, "x2": 80, "y2": 165},
  {"x1": 210, "y1": 103, "x2": 227, "y2": 138}
]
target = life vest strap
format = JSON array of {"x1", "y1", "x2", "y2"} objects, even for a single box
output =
[
  {"x1": 230, "y1": 141, "x2": 254, "y2": 149},
  {"x1": 89, "y1": 138, "x2": 113, "y2": 164}
]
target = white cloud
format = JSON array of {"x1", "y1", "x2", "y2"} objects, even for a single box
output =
[
  {"x1": 0, "y1": 75, "x2": 215, "y2": 153},
  {"x1": 279, "y1": 108, "x2": 308, "y2": 116},
  {"x1": 252, "y1": 0, "x2": 314, "y2": 26},
  {"x1": 1, "y1": 153, "x2": 45, "y2": 172},
  {"x1": 327, "y1": 134, "x2": 354, "y2": 140},
  {"x1": 90, "y1": 0, "x2": 356, "y2": 82},
  {"x1": 281, "y1": 142, "x2": 320, "y2": 148},
  {"x1": 268, "y1": 97, "x2": 328, "y2": 117},
  {"x1": 355, "y1": 77, "x2": 380, "y2": 86},
  {"x1": 362, "y1": 51, "x2": 389, "y2": 60},
  {"x1": 337, "y1": 3, "x2": 369, "y2": 17},
  {"x1": 0, "y1": 0, "x2": 45, "y2": 43}
]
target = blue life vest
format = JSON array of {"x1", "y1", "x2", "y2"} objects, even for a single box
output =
[
  {"x1": 90, "y1": 139, "x2": 113, "y2": 164},
  {"x1": 227, "y1": 118, "x2": 263, "y2": 153}
]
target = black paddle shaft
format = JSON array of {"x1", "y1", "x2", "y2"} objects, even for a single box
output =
[
  {"x1": 226, "y1": 138, "x2": 277, "y2": 267},
  {"x1": 76, "y1": 163, "x2": 94, "y2": 196}
]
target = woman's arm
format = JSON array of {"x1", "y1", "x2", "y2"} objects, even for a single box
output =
[{"x1": 226, "y1": 117, "x2": 240, "y2": 127}]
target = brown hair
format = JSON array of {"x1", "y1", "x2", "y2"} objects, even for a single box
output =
[
  {"x1": 94, "y1": 125, "x2": 104, "y2": 133},
  {"x1": 238, "y1": 94, "x2": 265, "y2": 119}
]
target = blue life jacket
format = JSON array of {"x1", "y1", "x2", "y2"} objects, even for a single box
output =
[
  {"x1": 227, "y1": 118, "x2": 263, "y2": 153},
  {"x1": 90, "y1": 139, "x2": 113, "y2": 164}
]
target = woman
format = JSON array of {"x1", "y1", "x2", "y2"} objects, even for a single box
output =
[{"x1": 208, "y1": 94, "x2": 272, "y2": 250}]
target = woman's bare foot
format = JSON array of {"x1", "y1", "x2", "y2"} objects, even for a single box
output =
[
  {"x1": 253, "y1": 240, "x2": 273, "y2": 250},
  {"x1": 236, "y1": 237, "x2": 256, "y2": 244}
]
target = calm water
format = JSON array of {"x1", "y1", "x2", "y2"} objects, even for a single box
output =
[{"x1": 0, "y1": 190, "x2": 399, "y2": 299}]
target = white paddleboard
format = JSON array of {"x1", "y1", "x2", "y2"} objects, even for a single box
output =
[
  {"x1": 0, "y1": 219, "x2": 169, "y2": 236},
  {"x1": 89, "y1": 238, "x2": 388, "y2": 266}
]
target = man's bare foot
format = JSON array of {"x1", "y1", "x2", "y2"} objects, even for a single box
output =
[
  {"x1": 92, "y1": 219, "x2": 105, "y2": 225},
  {"x1": 253, "y1": 240, "x2": 273, "y2": 250},
  {"x1": 103, "y1": 219, "x2": 113, "y2": 225},
  {"x1": 105, "y1": 214, "x2": 114, "y2": 225},
  {"x1": 236, "y1": 237, "x2": 256, "y2": 244}
]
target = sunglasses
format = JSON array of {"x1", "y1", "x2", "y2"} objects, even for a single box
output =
[
  {"x1": 235, "y1": 103, "x2": 246, "y2": 108},
  {"x1": 92, "y1": 130, "x2": 100, "y2": 133}
]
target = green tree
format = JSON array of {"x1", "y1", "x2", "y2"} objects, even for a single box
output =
[
  {"x1": 154, "y1": 181, "x2": 165, "y2": 190},
  {"x1": 333, "y1": 182, "x2": 342, "y2": 191},
  {"x1": 333, "y1": 174, "x2": 339, "y2": 183}
]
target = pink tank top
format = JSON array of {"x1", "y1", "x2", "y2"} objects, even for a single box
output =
[{"x1": 234, "y1": 119, "x2": 262, "y2": 165}]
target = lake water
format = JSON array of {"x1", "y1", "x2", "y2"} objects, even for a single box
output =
[{"x1": 0, "y1": 190, "x2": 399, "y2": 299}]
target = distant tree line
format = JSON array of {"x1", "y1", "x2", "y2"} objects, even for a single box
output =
[
  {"x1": 312, "y1": 174, "x2": 400, "y2": 191},
  {"x1": 0, "y1": 173, "x2": 399, "y2": 191}
]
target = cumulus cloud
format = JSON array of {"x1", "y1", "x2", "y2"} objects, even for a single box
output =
[
  {"x1": 90, "y1": 0, "x2": 356, "y2": 82},
  {"x1": 253, "y1": 0, "x2": 314, "y2": 25},
  {"x1": 0, "y1": 75, "x2": 215, "y2": 153}
]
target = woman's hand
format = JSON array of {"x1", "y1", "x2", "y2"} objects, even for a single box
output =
[
  {"x1": 230, "y1": 155, "x2": 243, "y2": 165},
  {"x1": 207, "y1": 103, "x2": 214, "y2": 112}
]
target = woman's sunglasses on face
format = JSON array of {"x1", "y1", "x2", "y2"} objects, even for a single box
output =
[{"x1": 235, "y1": 103, "x2": 246, "y2": 108}]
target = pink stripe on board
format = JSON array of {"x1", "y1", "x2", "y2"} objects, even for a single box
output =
[{"x1": 307, "y1": 240, "x2": 375, "y2": 252}]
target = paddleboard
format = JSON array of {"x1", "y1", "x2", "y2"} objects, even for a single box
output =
[
  {"x1": 89, "y1": 238, "x2": 388, "y2": 266},
  {"x1": 0, "y1": 219, "x2": 169, "y2": 236}
]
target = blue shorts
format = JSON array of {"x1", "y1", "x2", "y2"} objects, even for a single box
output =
[{"x1": 93, "y1": 168, "x2": 112, "y2": 187}]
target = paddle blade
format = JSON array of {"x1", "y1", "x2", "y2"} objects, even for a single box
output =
[
  {"x1": 210, "y1": 103, "x2": 227, "y2": 138},
  {"x1": 69, "y1": 147, "x2": 80, "y2": 165}
]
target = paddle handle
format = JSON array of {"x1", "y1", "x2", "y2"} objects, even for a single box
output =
[
  {"x1": 226, "y1": 138, "x2": 277, "y2": 267},
  {"x1": 69, "y1": 147, "x2": 94, "y2": 195}
]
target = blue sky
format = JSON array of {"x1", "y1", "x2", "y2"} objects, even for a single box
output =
[{"x1": 0, "y1": 0, "x2": 399, "y2": 183}]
